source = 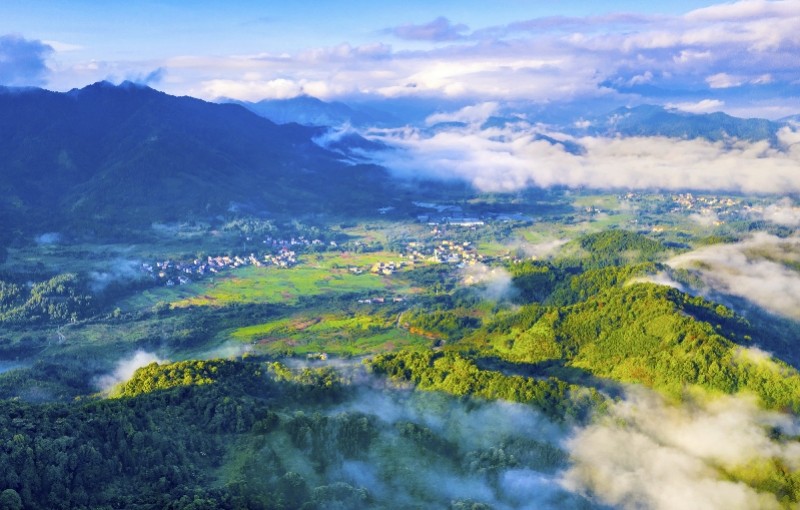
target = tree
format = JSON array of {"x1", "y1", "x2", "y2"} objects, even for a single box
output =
[{"x1": 0, "y1": 489, "x2": 23, "y2": 510}]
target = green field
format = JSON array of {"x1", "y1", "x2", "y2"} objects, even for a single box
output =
[
  {"x1": 116, "y1": 253, "x2": 409, "y2": 311},
  {"x1": 228, "y1": 309, "x2": 431, "y2": 355},
  {"x1": 174, "y1": 265, "x2": 389, "y2": 307}
]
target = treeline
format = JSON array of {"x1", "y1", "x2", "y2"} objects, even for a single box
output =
[
  {"x1": 0, "y1": 358, "x2": 361, "y2": 509},
  {"x1": 465, "y1": 281, "x2": 800, "y2": 412},
  {"x1": 0, "y1": 356, "x2": 595, "y2": 509},
  {"x1": 0, "y1": 273, "x2": 93, "y2": 325},
  {"x1": 0, "y1": 379, "x2": 263, "y2": 509},
  {"x1": 368, "y1": 350, "x2": 601, "y2": 421},
  {"x1": 575, "y1": 230, "x2": 666, "y2": 268},
  {"x1": 507, "y1": 230, "x2": 669, "y2": 307},
  {"x1": 401, "y1": 309, "x2": 481, "y2": 341}
]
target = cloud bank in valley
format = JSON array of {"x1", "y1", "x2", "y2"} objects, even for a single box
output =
[
  {"x1": 562, "y1": 388, "x2": 800, "y2": 510},
  {"x1": 336, "y1": 388, "x2": 585, "y2": 509},
  {"x1": 668, "y1": 233, "x2": 800, "y2": 320},
  {"x1": 749, "y1": 198, "x2": 800, "y2": 227},
  {"x1": 366, "y1": 110, "x2": 800, "y2": 194}
]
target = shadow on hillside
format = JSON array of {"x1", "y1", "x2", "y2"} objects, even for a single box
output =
[{"x1": 475, "y1": 357, "x2": 625, "y2": 398}]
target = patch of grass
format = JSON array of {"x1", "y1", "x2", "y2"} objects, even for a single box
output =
[
  {"x1": 572, "y1": 194, "x2": 621, "y2": 209},
  {"x1": 230, "y1": 311, "x2": 430, "y2": 356},
  {"x1": 159, "y1": 263, "x2": 390, "y2": 308}
]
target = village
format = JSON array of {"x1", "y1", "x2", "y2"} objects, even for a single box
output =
[
  {"x1": 142, "y1": 232, "x2": 322, "y2": 287},
  {"x1": 400, "y1": 239, "x2": 484, "y2": 265},
  {"x1": 141, "y1": 217, "x2": 494, "y2": 288},
  {"x1": 141, "y1": 249, "x2": 299, "y2": 286}
]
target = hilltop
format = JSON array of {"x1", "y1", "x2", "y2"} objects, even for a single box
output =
[{"x1": 0, "y1": 82, "x2": 394, "y2": 239}]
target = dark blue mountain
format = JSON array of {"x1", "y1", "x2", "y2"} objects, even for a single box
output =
[
  {"x1": 0, "y1": 82, "x2": 394, "y2": 239},
  {"x1": 224, "y1": 95, "x2": 398, "y2": 127},
  {"x1": 581, "y1": 105, "x2": 782, "y2": 144},
  {"x1": 779, "y1": 114, "x2": 800, "y2": 127}
]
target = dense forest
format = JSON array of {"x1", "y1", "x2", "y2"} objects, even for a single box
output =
[{"x1": 1, "y1": 217, "x2": 799, "y2": 509}]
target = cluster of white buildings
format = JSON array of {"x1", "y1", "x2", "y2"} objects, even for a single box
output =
[
  {"x1": 141, "y1": 249, "x2": 299, "y2": 286},
  {"x1": 401, "y1": 240, "x2": 483, "y2": 265}
]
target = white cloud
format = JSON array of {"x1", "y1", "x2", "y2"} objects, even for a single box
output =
[
  {"x1": 667, "y1": 99, "x2": 725, "y2": 114},
  {"x1": 425, "y1": 102, "x2": 499, "y2": 126},
  {"x1": 667, "y1": 233, "x2": 800, "y2": 319},
  {"x1": 687, "y1": 209, "x2": 722, "y2": 227},
  {"x1": 41, "y1": 39, "x2": 83, "y2": 53},
  {"x1": 95, "y1": 350, "x2": 165, "y2": 392},
  {"x1": 562, "y1": 388, "x2": 800, "y2": 510},
  {"x1": 202, "y1": 77, "x2": 303, "y2": 100},
  {"x1": 753, "y1": 198, "x2": 800, "y2": 226},
  {"x1": 24, "y1": 0, "x2": 800, "y2": 116},
  {"x1": 752, "y1": 73, "x2": 773, "y2": 84},
  {"x1": 367, "y1": 120, "x2": 800, "y2": 195},
  {"x1": 461, "y1": 263, "x2": 516, "y2": 301},
  {"x1": 627, "y1": 272, "x2": 684, "y2": 290},
  {"x1": 706, "y1": 72, "x2": 743, "y2": 89},
  {"x1": 515, "y1": 239, "x2": 569, "y2": 260},
  {"x1": 685, "y1": 0, "x2": 800, "y2": 22}
]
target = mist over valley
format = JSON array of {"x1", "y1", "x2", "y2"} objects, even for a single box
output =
[{"x1": 1, "y1": 1, "x2": 799, "y2": 508}]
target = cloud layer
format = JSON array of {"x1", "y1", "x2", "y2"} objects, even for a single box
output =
[
  {"x1": 366, "y1": 111, "x2": 800, "y2": 194},
  {"x1": 563, "y1": 388, "x2": 800, "y2": 510},
  {"x1": 668, "y1": 233, "x2": 800, "y2": 320},
  {"x1": 10, "y1": 0, "x2": 797, "y2": 118}
]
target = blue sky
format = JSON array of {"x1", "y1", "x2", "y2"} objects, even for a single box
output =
[{"x1": 0, "y1": 0, "x2": 798, "y2": 118}]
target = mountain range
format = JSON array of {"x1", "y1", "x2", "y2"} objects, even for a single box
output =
[
  {"x1": 223, "y1": 95, "x2": 399, "y2": 128},
  {"x1": 231, "y1": 95, "x2": 794, "y2": 147},
  {"x1": 1, "y1": 82, "x2": 797, "y2": 242},
  {"x1": 579, "y1": 104, "x2": 784, "y2": 144},
  {"x1": 0, "y1": 82, "x2": 394, "y2": 240}
]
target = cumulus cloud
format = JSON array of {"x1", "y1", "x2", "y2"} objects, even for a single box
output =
[
  {"x1": 562, "y1": 388, "x2": 800, "y2": 510},
  {"x1": 95, "y1": 350, "x2": 165, "y2": 392},
  {"x1": 706, "y1": 72, "x2": 744, "y2": 89},
  {"x1": 390, "y1": 17, "x2": 469, "y2": 42},
  {"x1": 0, "y1": 34, "x2": 53, "y2": 86},
  {"x1": 202, "y1": 77, "x2": 304, "y2": 101},
  {"x1": 334, "y1": 387, "x2": 580, "y2": 508},
  {"x1": 201, "y1": 341, "x2": 253, "y2": 360},
  {"x1": 667, "y1": 233, "x2": 800, "y2": 319},
  {"x1": 26, "y1": 0, "x2": 799, "y2": 117},
  {"x1": 366, "y1": 118, "x2": 800, "y2": 194},
  {"x1": 151, "y1": 5, "x2": 785, "y2": 107},
  {"x1": 685, "y1": 0, "x2": 800, "y2": 23}
]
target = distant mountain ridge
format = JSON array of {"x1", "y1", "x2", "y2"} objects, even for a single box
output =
[
  {"x1": 0, "y1": 82, "x2": 394, "y2": 239},
  {"x1": 565, "y1": 104, "x2": 786, "y2": 144},
  {"x1": 223, "y1": 96, "x2": 399, "y2": 127},
  {"x1": 230, "y1": 94, "x2": 794, "y2": 147}
]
